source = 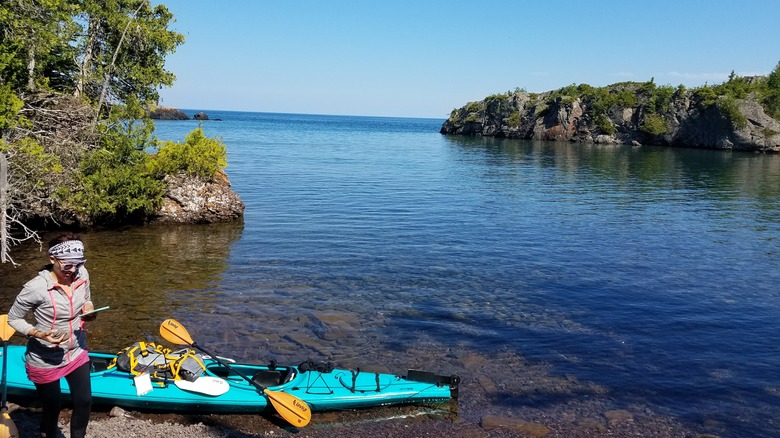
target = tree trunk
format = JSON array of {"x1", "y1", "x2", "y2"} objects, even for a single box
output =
[
  {"x1": 95, "y1": 2, "x2": 145, "y2": 122},
  {"x1": 75, "y1": 17, "x2": 97, "y2": 98},
  {"x1": 1, "y1": 152, "x2": 8, "y2": 263},
  {"x1": 26, "y1": 43, "x2": 36, "y2": 92}
]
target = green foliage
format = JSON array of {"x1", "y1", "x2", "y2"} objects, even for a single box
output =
[
  {"x1": 0, "y1": 0, "x2": 236, "y2": 229},
  {"x1": 638, "y1": 78, "x2": 656, "y2": 97},
  {"x1": 649, "y1": 85, "x2": 675, "y2": 113},
  {"x1": 68, "y1": 150, "x2": 164, "y2": 221},
  {"x1": 507, "y1": 111, "x2": 522, "y2": 128},
  {"x1": 150, "y1": 127, "x2": 228, "y2": 178},
  {"x1": 0, "y1": 84, "x2": 24, "y2": 131},
  {"x1": 534, "y1": 104, "x2": 549, "y2": 118},
  {"x1": 67, "y1": 101, "x2": 164, "y2": 221},
  {"x1": 463, "y1": 101, "x2": 483, "y2": 122},
  {"x1": 2, "y1": 137, "x2": 65, "y2": 220},
  {"x1": 485, "y1": 93, "x2": 510, "y2": 102},
  {"x1": 594, "y1": 114, "x2": 615, "y2": 135},
  {"x1": 79, "y1": 0, "x2": 184, "y2": 106},
  {"x1": 693, "y1": 85, "x2": 719, "y2": 106},
  {"x1": 717, "y1": 97, "x2": 748, "y2": 129},
  {"x1": 0, "y1": 0, "x2": 76, "y2": 92},
  {"x1": 716, "y1": 71, "x2": 751, "y2": 99},
  {"x1": 690, "y1": 62, "x2": 780, "y2": 121},
  {"x1": 465, "y1": 101, "x2": 482, "y2": 112},
  {"x1": 1, "y1": 137, "x2": 63, "y2": 185},
  {"x1": 640, "y1": 113, "x2": 667, "y2": 136},
  {"x1": 763, "y1": 61, "x2": 780, "y2": 118}
]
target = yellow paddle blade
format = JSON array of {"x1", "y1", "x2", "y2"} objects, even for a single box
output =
[
  {"x1": 0, "y1": 410, "x2": 18, "y2": 438},
  {"x1": 264, "y1": 389, "x2": 311, "y2": 427},
  {"x1": 0, "y1": 316, "x2": 14, "y2": 342},
  {"x1": 159, "y1": 318, "x2": 194, "y2": 346}
]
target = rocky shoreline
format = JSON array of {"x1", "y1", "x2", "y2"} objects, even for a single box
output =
[
  {"x1": 6, "y1": 391, "x2": 709, "y2": 438},
  {"x1": 440, "y1": 77, "x2": 780, "y2": 153}
]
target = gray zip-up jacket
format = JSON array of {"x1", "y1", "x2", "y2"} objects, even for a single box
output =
[{"x1": 8, "y1": 268, "x2": 92, "y2": 369}]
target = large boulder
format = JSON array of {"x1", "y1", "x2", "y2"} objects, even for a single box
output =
[{"x1": 153, "y1": 170, "x2": 245, "y2": 224}]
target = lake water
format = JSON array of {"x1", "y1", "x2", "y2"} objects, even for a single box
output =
[{"x1": 2, "y1": 111, "x2": 780, "y2": 436}]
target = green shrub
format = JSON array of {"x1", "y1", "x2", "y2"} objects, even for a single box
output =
[
  {"x1": 693, "y1": 86, "x2": 718, "y2": 107},
  {"x1": 69, "y1": 114, "x2": 164, "y2": 221},
  {"x1": 595, "y1": 114, "x2": 615, "y2": 135},
  {"x1": 717, "y1": 97, "x2": 748, "y2": 129},
  {"x1": 763, "y1": 61, "x2": 780, "y2": 118},
  {"x1": 640, "y1": 113, "x2": 667, "y2": 136},
  {"x1": 69, "y1": 151, "x2": 165, "y2": 220},
  {"x1": 0, "y1": 84, "x2": 24, "y2": 130},
  {"x1": 508, "y1": 111, "x2": 522, "y2": 127},
  {"x1": 614, "y1": 89, "x2": 638, "y2": 108},
  {"x1": 150, "y1": 127, "x2": 227, "y2": 178}
]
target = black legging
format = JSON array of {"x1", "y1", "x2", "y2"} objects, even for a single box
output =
[{"x1": 33, "y1": 361, "x2": 92, "y2": 438}]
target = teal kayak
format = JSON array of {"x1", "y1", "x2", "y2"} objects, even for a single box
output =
[{"x1": 0, "y1": 345, "x2": 459, "y2": 413}]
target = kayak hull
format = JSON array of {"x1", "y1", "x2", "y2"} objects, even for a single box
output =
[{"x1": 0, "y1": 345, "x2": 458, "y2": 413}]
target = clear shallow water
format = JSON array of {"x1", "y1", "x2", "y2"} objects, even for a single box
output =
[{"x1": 2, "y1": 111, "x2": 780, "y2": 436}]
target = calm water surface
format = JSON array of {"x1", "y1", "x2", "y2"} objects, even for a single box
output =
[{"x1": 2, "y1": 111, "x2": 780, "y2": 436}]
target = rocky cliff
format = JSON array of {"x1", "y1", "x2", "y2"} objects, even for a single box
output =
[{"x1": 441, "y1": 80, "x2": 780, "y2": 152}]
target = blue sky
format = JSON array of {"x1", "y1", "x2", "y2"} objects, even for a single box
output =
[{"x1": 155, "y1": 0, "x2": 780, "y2": 119}]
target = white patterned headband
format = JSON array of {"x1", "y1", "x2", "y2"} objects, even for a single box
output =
[{"x1": 48, "y1": 240, "x2": 85, "y2": 262}]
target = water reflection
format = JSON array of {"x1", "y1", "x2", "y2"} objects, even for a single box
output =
[
  {"x1": 441, "y1": 135, "x2": 780, "y2": 211},
  {"x1": 0, "y1": 221, "x2": 244, "y2": 350}
]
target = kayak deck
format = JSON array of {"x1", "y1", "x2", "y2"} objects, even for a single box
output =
[{"x1": 1, "y1": 345, "x2": 459, "y2": 414}]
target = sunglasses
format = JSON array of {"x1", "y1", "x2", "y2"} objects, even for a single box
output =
[{"x1": 58, "y1": 259, "x2": 86, "y2": 271}]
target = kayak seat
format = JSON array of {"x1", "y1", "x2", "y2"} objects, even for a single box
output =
[
  {"x1": 252, "y1": 367, "x2": 294, "y2": 387},
  {"x1": 252, "y1": 370, "x2": 281, "y2": 387},
  {"x1": 90, "y1": 357, "x2": 111, "y2": 373}
]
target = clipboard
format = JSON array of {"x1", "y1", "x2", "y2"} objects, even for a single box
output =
[{"x1": 81, "y1": 306, "x2": 110, "y2": 317}]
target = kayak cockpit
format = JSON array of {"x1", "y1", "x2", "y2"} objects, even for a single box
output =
[{"x1": 205, "y1": 363, "x2": 297, "y2": 388}]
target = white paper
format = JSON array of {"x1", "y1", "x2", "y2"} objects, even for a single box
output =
[{"x1": 134, "y1": 373, "x2": 153, "y2": 396}]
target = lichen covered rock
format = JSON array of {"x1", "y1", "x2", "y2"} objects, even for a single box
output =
[{"x1": 153, "y1": 170, "x2": 244, "y2": 224}]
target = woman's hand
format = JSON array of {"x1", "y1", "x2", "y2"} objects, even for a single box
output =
[
  {"x1": 82, "y1": 302, "x2": 97, "y2": 321},
  {"x1": 31, "y1": 329, "x2": 67, "y2": 344}
]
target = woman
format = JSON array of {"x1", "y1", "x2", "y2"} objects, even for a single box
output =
[{"x1": 8, "y1": 233, "x2": 96, "y2": 438}]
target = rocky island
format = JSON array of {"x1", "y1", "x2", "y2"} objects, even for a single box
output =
[
  {"x1": 441, "y1": 68, "x2": 780, "y2": 152},
  {"x1": 149, "y1": 106, "x2": 190, "y2": 120}
]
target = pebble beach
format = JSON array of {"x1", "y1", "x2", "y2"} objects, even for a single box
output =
[{"x1": 7, "y1": 385, "x2": 707, "y2": 438}]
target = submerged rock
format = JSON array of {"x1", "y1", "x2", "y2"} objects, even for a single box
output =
[{"x1": 480, "y1": 415, "x2": 551, "y2": 436}]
